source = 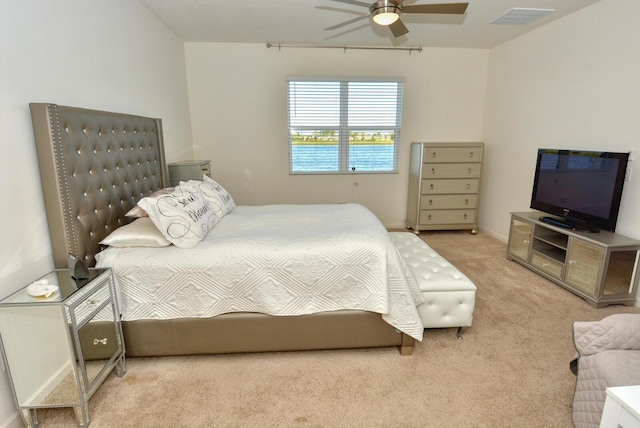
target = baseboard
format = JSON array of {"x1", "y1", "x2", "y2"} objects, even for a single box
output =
[
  {"x1": 0, "y1": 411, "x2": 22, "y2": 428},
  {"x1": 384, "y1": 223, "x2": 408, "y2": 230},
  {"x1": 477, "y1": 226, "x2": 507, "y2": 243}
]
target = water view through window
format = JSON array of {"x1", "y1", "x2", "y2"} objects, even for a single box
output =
[
  {"x1": 288, "y1": 79, "x2": 403, "y2": 174},
  {"x1": 290, "y1": 130, "x2": 396, "y2": 173}
]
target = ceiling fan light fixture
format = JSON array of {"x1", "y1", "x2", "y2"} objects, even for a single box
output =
[{"x1": 372, "y1": 6, "x2": 400, "y2": 26}]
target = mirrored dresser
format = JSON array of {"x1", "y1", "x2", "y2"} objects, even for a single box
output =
[{"x1": 0, "y1": 268, "x2": 125, "y2": 427}]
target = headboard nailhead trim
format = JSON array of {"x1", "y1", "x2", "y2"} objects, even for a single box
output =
[{"x1": 48, "y1": 104, "x2": 80, "y2": 258}]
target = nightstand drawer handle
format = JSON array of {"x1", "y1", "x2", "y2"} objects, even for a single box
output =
[
  {"x1": 93, "y1": 338, "x2": 108, "y2": 346},
  {"x1": 86, "y1": 297, "x2": 105, "y2": 308}
]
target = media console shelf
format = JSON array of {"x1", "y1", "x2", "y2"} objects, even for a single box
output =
[{"x1": 507, "y1": 212, "x2": 640, "y2": 308}]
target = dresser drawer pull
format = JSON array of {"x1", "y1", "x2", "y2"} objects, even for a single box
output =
[
  {"x1": 469, "y1": 151, "x2": 474, "y2": 158},
  {"x1": 430, "y1": 184, "x2": 434, "y2": 190},
  {"x1": 431, "y1": 168, "x2": 435, "y2": 174},
  {"x1": 93, "y1": 338, "x2": 108, "y2": 346},
  {"x1": 429, "y1": 199, "x2": 433, "y2": 205},
  {"x1": 466, "y1": 183, "x2": 471, "y2": 189},
  {"x1": 431, "y1": 152, "x2": 437, "y2": 159},
  {"x1": 463, "y1": 214, "x2": 468, "y2": 219},
  {"x1": 465, "y1": 198, "x2": 469, "y2": 205},
  {"x1": 467, "y1": 168, "x2": 472, "y2": 174},
  {"x1": 85, "y1": 298, "x2": 104, "y2": 310}
]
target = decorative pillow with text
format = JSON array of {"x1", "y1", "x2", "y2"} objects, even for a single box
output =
[
  {"x1": 186, "y1": 175, "x2": 236, "y2": 219},
  {"x1": 126, "y1": 187, "x2": 175, "y2": 218},
  {"x1": 137, "y1": 183, "x2": 219, "y2": 248}
]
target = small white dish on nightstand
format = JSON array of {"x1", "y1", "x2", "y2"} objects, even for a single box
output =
[{"x1": 26, "y1": 280, "x2": 59, "y2": 298}]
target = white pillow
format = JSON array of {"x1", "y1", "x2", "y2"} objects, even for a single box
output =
[
  {"x1": 126, "y1": 187, "x2": 175, "y2": 218},
  {"x1": 186, "y1": 175, "x2": 236, "y2": 219},
  {"x1": 137, "y1": 184, "x2": 219, "y2": 248},
  {"x1": 100, "y1": 217, "x2": 171, "y2": 248}
]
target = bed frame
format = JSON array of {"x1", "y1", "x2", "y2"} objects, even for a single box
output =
[{"x1": 29, "y1": 103, "x2": 414, "y2": 356}]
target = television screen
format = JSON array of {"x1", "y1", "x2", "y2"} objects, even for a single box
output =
[{"x1": 530, "y1": 149, "x2": 629, "y2": 232}]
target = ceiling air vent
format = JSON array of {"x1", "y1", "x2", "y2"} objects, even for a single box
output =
[{"x1": 491, "y1": 8, "x2": 555, "y2": 25}]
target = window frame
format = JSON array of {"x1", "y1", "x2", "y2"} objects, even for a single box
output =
[{"x1": 287, "y1": 76, "x2": 404, "y2": 175}]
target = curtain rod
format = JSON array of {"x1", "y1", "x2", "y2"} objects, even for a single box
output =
[{"x1": 266, "y1": 42, "x2": 422, "y2": 54}]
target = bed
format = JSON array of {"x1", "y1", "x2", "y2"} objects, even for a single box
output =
[{"x1": 29, "y1": 102, "x2": 423, "y2": 357}]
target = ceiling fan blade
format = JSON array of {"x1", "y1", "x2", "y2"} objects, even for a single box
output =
[
  {"x1": 389, "y1": 18, "x2": 409, "y2": 38},
  {"x1": 403, "y1": 3, "x2": 469, "y2": 14},
  {"x1": 327, "y1": 0, "x2": 373, "y2": 8},
  {"x1": 324, "y1": 14, "x2": 370, "y2": 31}
]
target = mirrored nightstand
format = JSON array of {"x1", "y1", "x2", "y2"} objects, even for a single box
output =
[{"x1": 0, "y1": 268, "x2": 125, "y2": 427}]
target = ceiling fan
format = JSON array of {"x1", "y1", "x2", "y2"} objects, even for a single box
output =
[{"x1": 325, "y1": 0, "x2": 469, "y2": 38}]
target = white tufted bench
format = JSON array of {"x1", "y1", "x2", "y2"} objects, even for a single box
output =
[{"x1": 390, "y1": 232, "x2": 477, "y2": 334}]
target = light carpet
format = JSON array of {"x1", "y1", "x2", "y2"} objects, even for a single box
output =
[{"x1": 36, "y1": 230, "x2": 640, "y2": 427}]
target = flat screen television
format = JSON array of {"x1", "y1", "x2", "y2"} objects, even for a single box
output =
[{"x1": 530, "y1": 149, "x2": 629, "y2": 232}]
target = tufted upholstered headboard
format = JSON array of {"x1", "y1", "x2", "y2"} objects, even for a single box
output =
[{"x1": 30, "y1": 103, "x2": 169, "y2": 268}]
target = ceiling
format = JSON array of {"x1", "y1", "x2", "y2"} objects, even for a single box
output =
[{"x1": 138, "y1": 0, "x2": 602, "y2": 49}]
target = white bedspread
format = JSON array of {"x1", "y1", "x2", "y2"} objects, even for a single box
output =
[{"x1": 97, "y1": 204, "x2": 424, "y2": 340}]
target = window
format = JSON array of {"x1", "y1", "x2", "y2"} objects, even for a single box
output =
[{"x1": 287, "y1": 77, "x2": 404, "y2": 174}]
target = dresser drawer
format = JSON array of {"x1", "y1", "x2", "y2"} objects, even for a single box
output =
[
  {"x1": 419, "y1": 209, "x2": 476, "y2": 225},
  {"x1": 421, "y1": 163, "x2": 481, "y2": 179},
  {"x1": 421, "y1": 179, "x2": 480, "y2": 194},
  {"x1": 531, "y1": 253, "x2": 564, "y2": 279},
  {"x1": 64, "y1": 271, "x2": 111, "y2": 307},
  {"x1": 420, "y1": 194, "x2": 478, "y2": 210},
  {"x1": 68, "y1": 281, "x2": 112, "y2": 326},
  {"x1": 76, "y1": 304, "x2": 119, "y2": 361},
  {"x1": 422, "y1": 147, "x2": 483, "y2": 163}
]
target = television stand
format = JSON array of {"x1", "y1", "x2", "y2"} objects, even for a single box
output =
[
  {"x1": 507, "y1": 212, "x2": 640, "y2": 308},
  {"x1": 538, "y1": 216, "x2": 600, "y2": 233}
]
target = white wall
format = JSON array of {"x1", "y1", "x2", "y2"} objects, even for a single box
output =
[
  {"x1": 0, "y1": 1, "x2": 193, "y2": 426},
  {"x1": 184, "y1": 43, "x2": 489, "y2": 227},
  {"x1": 482, "y1": 0, "x2": 640, "y2": 241}
]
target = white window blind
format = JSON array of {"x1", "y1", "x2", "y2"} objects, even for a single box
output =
[{"x1": 287, "y1": 77, "x2": 404, "y2": 174}]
